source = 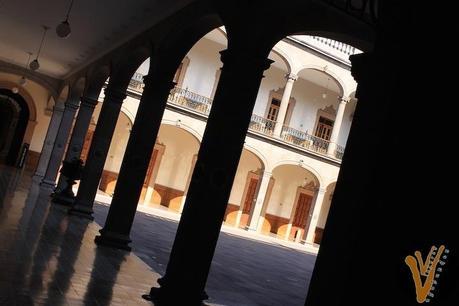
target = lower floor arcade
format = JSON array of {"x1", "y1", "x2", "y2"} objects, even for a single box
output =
[
  {"x1": 0, "y1": 166, "x2": 316, "y2": 306},
  {"x1": 84, "y1": 108, "x2": 337, "y2": 246}
]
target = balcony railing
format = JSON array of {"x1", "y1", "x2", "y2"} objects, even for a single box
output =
[
  {"x1": 167, "y1": 87, "x2": 212, "y2": 115},
  {"x1": 129, "y1": 72, "x2": 145, "y2": 92},
  {"x1": 311, "y1": 36, "x2": 357, "y2": 56},
  {"x1": 335, "y1": 144, "x2": 345, "y2": 160},
  {"x1": 280, "y1": 126, "x2": 330, "y2": 155},
  {"x1": 127, "y1": 79, "x2": 344, "y2": 160},
  {"x1": 248, "y1": 114, "x2": 276, "y2": 136}
]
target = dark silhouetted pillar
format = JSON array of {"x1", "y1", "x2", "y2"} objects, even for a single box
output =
[
  {"x1": 33, "y1": 104, "x2": 64, "y2": 181},
  {"x1": 305, "y1": 3, "x2": 458, "y2": 306},
  {"x1": 52, "y1": 96, "x2": 98, "y2": 205},
  {"x1": 95, "y1": 71, "x2": 175, "y2": 250},
  {"x1": 148, "y1": 48, "x2": 272, "y2": 305},
  {"x1": 40, "y1": 99, "x2": 79, "y2": 189},
  {"x1": 68, "y1": 87, "x2": 126, "y2": 218}
]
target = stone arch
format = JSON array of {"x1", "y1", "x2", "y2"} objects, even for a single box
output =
[
  {"x1": 270, "y1": 47, "x2": 293, "y2": 73},
  {"x1": 56, "y1": 84, "x2": 70, "y2": 107},
  {"x1": 160, "y1": 119, "x2": 203, "y2": 143},
  {"x1": 0, "y1": 89, "x2": 30, "y2": 165},
  {"x1": 83, "y1": 64, "x2": 111, "y2": 100},
  {"x1": 225, "y1": 147, "x2": 266, "y2": 227},
  {"x1": 0, "y1": 80, "x2": 37, "y2": 121},
  {"x1": 296, "y1": 66, "x2": 346, "y2": 98},
  {"x1": 271, "y1": 159, "x2": 323, "y2": 187},
  {"x1": 150, "y1": 123, "x2": 202, "y2": 211},
  {"x1": 261, "y1": 163, "x2": 321, "y2": 239},
  {"x1": 243, "y1": 144, "x2": 268, "y2": 172}
]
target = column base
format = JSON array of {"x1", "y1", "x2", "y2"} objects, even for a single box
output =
[
  {"x1": 51, "y1": 192, "x2": 75, "y2": 206},
  {"x1": 40, "y1": 179, "x2": 56, "y2": 189},
  {"x1": 94, "y1": 229, "x2": 132, "y2": 251},
  {"x1": 68, "y1": 204, "x2": 94, "y2": 220},
  {"x1": 32, "y1": 173, "x2": 44, "y2": 182},
  {"x1": 142, "y1": 285, "x2": 209, "y2": 306}
]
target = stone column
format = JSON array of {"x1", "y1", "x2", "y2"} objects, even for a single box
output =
[
  {"x1": 52, "y1": 97, "x2": 98, "y2": 202},
  {"x1": 33, "y1": 104, "x2": 64, "y2": 180},
  {"x1": 148, "y1": 49, "x2": 272, "y2": 305},
  {"x1": 40, "y1": 99, "x2": 79, "y2": 188},
  {"x1": 305, "y1": 187, "x2": 326, "y2": 244},
  {"x1": 326, "y1": 97, "x2": 348, "y2": 157},
  {"x1": 273, "y1": 73, "x2": 297, "y2": 137},
  {"x1": 68, "y1": 87, "x2": 126, "y2": 218},
  {"x1": 94, "y1": 74, "x2": 175, "y2": 250},
  {"x1": 247, "y1": 171, "x2": 272, "y2": 231}
]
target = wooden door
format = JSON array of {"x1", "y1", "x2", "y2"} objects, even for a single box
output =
[
  {"x1": 240, "y1": 177, "x2": 259, "y2": 228},
  {"x1": 139, "y1": 148, "x2": 159, "y2": 202},
  {"x1": 315, "y1": 116, "x2": 334, "y2": 140},
  {"x1": 293, "y1": 192, "x2": 313, "y2": 228}
]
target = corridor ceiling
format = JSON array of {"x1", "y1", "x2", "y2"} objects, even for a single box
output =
[{"x1": 0, "y1": 0, "x2": 192, "y2": 79}]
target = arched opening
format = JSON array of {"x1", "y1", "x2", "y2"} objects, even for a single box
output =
[
  {"x1": 224, "y1": 148, "x2": 265, "y2": 228},
  {"x1": 144, "y1": 123, "x2": 201, "y2": 211},
  {"x1": 314, "y1": 182, "x2": 336, "y2": 244},
  {"x1": 98, "y1": 111, "x2": 133, "y2": 195},
  {"x1": 0, "y1": 89, "x2": 30, "y2": 166},
  {"x1": 261, "y1": 164, "x2": 320, "y2": 241}
]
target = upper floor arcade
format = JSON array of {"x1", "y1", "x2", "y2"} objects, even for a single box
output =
[{"x1": 122, "y1": 28, "x2": 358, "y2": 161}]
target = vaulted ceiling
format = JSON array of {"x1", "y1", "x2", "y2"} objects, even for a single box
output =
[{"x1": 0, "y1": 0, "x2": 193, "y2": 79}]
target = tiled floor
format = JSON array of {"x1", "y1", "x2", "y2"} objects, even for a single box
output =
[
  {"x1": 0, "y1": 166, "x2": 317, "y2": 306},
  {"x1": 0, "y1": 167, "x2": 158, "y2": 306}
]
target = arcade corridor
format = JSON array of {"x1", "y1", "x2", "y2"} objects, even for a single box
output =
[{"x1": 0, "y1": 166, "x2": 316, "y2": 306}]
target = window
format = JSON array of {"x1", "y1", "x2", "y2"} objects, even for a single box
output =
[
  {"x1": 267, "y1": 98, "x2": 281, "y2": 121},
  {"x1": 315, "y1": 116, "x2": 334, "y2": 140}
]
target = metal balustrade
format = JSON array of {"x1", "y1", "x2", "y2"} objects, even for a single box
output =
[
  {"x1": 248, "y1": 114, "x2": 276, "y2": 136},
  {"x1": 335, "y1": 144, "x2": 345, "y2": 159},
  {"x1": 281, "y1": 126, "x2": 330, "y2": 155},
  {"x1": 311, "y1": 36, "x2": 357, "y2": 56},
  {"x1": 167, "y1": 87, "x2": 213, "y2": 115},
  {"x1": 127, "y1": 78, "x2": 345, "y2": 160}
]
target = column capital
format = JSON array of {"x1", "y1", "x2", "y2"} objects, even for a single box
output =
[
  {"x1": 285, "y1": 73, "x2": 298, "y2": 82},
  {"x1": 143, "y1": 74, "x2": 177, "y2": 91},
  {"x1": 80, "y1": 96, "x2": 98, "y2": 108},
  {"x1": 104, "y1": 87, "x2": 127, "y2": 104},
  {"x1": 219, "y1": 49, "x2": 273, "y2": 72},
  {"x1": 338, "y1": 96, "x2": 350, "y2": 104},
  {"x1": 53, "y1": 104, "x2": 65, "y2": 113},
  {"x1": 64, "y1": 101, "x2": 80, "y2": 111},
  {"x1": 350, "y1": 52, "x2": 374, "y2": 84}
]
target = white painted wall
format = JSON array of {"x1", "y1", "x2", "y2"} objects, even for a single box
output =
[
  {"x1": 181, "y1": 38, "x2": 224, "y2": 97},
  {"x1": 155, "y1": 124, "x2": 200, "y2": 191},
  {"x1": 103, "y1": 111, "x2": 132, "y2": 172},
  {"x1": 253, "y1": 66, "x2": 285, "y2": 116},
  {"x1": 228, "y1": 149, "x2": 263, "y2": 205},
  {"x1": 266, "y1": 165, "x2": 318, "y2": 219}
]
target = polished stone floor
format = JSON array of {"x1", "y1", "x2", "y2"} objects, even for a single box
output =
[{"x1": 0, "y1": 166, "x2": 316, "y2": 306}]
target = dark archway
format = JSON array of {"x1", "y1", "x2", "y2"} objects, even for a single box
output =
[{"x1": 0, "y1": 89, "x2": 30, "y2": 166}]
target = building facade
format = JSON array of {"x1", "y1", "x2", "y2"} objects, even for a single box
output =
[{"x1": 1, "y1": 28, "x2": 358, "y2": 246}]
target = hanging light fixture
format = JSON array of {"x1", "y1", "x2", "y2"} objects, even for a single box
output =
[
  {"x1": 30, "y1": 26, "x2": 49, "y2": 71},
  {"x1": 56, "y1": 0, "x2": 75, "y2": 38},
  {"x1": 19, "y1": 52, "x2": 32, "y2": 86}
]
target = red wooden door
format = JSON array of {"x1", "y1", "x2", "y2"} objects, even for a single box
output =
[
  {"x1": 243, "y1": 178, "x2": 258, "y2": 214},
  {"x1": 293, "y1": 193, "x2": 313, "y2": 228}
]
